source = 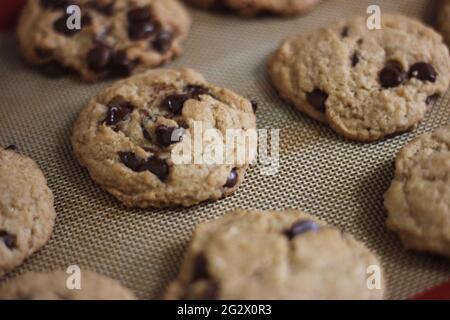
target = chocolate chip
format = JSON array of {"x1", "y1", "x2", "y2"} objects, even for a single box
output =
[
  {"x1": 426, "y1": 94, "x2": 440, "y2": 105},
  {"x1": 53, "y1": 16, "x2": 79, "y2": 36},
  {"x1": 127, "y1": 7, "x2": 151, "y2": 22},
  {"x1": 39, "y1": 61, "x2": 67, "y2": 78},
  {"x1": 40, "y1": 0, "x2": 70, "y2": 10},
  {"x1": 341, "y1": 27, "x2": 349, "y2": 37},
  {"x1": 192, "y1": 254, "x2": 210, "y2": 281},
  {"x1": 152, "y1": 31, "x2": 173, "y2": 53},
  {"x1": 119, "y1": 152, "x2": 142, "y2": 172},
  {"x1": 129, "y1": 21, "x2": 156, "y2": 40},
  {"x1": 110, "y1": 50, "x2": 135, "y2": 77},
  {"x1": 379, "y1": 61, "x2": 405, "y2": 88},
  {"x1": 408, "y1": 62, "x2": 437, "y2": 83},
  {"x1": 119, "y1": 152, "x2": 168, "y2": 180},
  {"x1": 162, "y1": 94, "x2": 190, "y2": 115},
  {"x1": 286, "y1": 220, "x2": 320, "y2": 239},
  {"x1": 139, "y1": 156, "x2": 169, "y2": 181},
  {"x1": 87, "y1": 45, "x2": 112, "y2": 71},
  {"x1": 104, "y1": 99, "x2": 134, "y2": 126},
  {"x1": 81, "y1": 14, "x2": 92, "y2": 27},
  {"x1": 155, "y1": 125, "x2": 185, "y2": 147},
  {"x1": 0, "y1": 230, "x2": 16, "y2": 250},
  {"x1": 184, "y1": 85, "x2": 209, "y2": 97},
  {"x1": 351, "y1": 51, "x2": 360, "y2": 67},
  {"x1": 142, "y1": 127, "x2": 152, "y2": 141},
  {"x1": 307, "y1": 89, "x2": 328, "y2": 113},
  {"x1": 251, "y1": 99, "x2": 258, "y2": 112},
  {"x1": 5, "y1": 145, "x2": 17, "y2": 151},
  {"x1": 224, "y1": 168, "x2": 238, "y2": 188}
]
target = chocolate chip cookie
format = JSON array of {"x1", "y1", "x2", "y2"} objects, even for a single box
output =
[
  {"x1": 437, "y1": 0, "x2": 450, "y2": 46},
  {"x1": 384, "y1": 127, "x2": 450, "y2": 257},
  {"x1": 17, "y1": 0, "x2": 191, "y2": 81},
  {"x1": 164, "y1": 209, "x2": 385, "y2": 300},
  {"x1": 72, "y1": 68, "x2": 257, "y2": 208},
  {"x1": 0, "y1": 270, "x2": 136, "y2": 299},
  {"x1": 0, "y1": 147, "x2": 56, "y2": 276},
  {"x1": 184, "y1": 0, "x2": 320, "y2": 16},
  {"x1": 269, "y1": 14, "x2": 450, "y2": 142}
]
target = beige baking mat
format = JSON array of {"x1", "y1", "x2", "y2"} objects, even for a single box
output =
[{"x1": 0, "y1": 0, "x2": 449, "y2": 300}]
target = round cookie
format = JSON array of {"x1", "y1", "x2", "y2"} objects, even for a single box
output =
[
  {"x1": 0, "y1": 147, "x2": 56, "y2": 276},
  {"x1": 384, "y1": 126, "x2": 450, "y2": 257},
  {"x1": 184, "y1": 0, "x2": 320, "y2": 17},
  {"x1": 72, "y1": 68, "x2": 257, "y2": 208},
  {"x1": 17, "y1": 0, "x2": 191, "y2": 82},
  {"x1": 164, "y1": 209, "x2": 385, "y2": 300},
  {"x1": 437, "y1": 0, "x2": 450, "y2": 46},
  {"x1": 0, "y1": 270, "x2": 136, "y2": 300},
  {"x1": 268, "y1": 14, "x2": 450, "y2": 142}
]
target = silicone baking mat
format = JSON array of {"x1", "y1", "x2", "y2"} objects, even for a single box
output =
[{"x1": 0, "y1": 0, "x2": 449, "y2": 300}]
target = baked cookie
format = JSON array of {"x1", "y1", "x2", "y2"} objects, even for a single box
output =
[
  {"x1": 72, "y1": 68, "x2": 257, "y2": 208},
  {"x1": 437, "y1": 0, "x2": 450, "y2": 46},
  {"x1": 0, "y1": 146, "x2": 56, "y2": 276},
  {"x1": 0, "y1": 270, "x2": 136, "y2": 300},
  {"x1": 269, "y1": 14, "x2": 450, "y2": 142},
  {"x1": 184, "y1": 0, "x2": 320, "y2": 17},
  {"x1": 164, "y1": 209, "x2": 384, "y2": 300},
  {"x1": 17, "y1": 0, "x2": 191, "y2": 82},
  {"x1": 384, "y1": 127, "x2": 450, "y2": 257}
]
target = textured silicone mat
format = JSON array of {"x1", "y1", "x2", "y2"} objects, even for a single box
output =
[{"x1": 0, "y1": 0, "x2": 449, "y2": 300}]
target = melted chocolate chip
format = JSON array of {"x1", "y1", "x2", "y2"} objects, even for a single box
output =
[
  {"x1": 426, "y1": 94, "x2": 440, "y2": 105},
  {"x1": 104, "y1": 99, "x2": 134, "y2": 126},
  {"x1": 5, "y1": 145, "x2": 17, "y2": 151},
  {"x1": 286, "y1": 220, "x2": 320, "y2": 239},
  {"x1": 192, "y1": 254, "x2": 210, "y2": 281},
  {"x1": 379, "y1": 61, "x2": 405, "y2": 88},
  {"x1": 81, "y1": 14, "x2": 92, "y2": 27},
  {"x1": 39, "y1": 61, "x2": 67, "y2": 78},
  {"x1": 0, "y1": 230, "x2": 16, "y2": 250},
  {"x1": 341, "y1": 26, "x2": 349, "y2": 38},
  {"x1": 155, "y1": 125, "x2": 185, "y2": 147},
  {"x1": 408, "y1": 62, "x2": 437, "y2": 83},
  {"x1": 54, "y1": 15, "x2": 80, "y2": 36},
  {"x1": 162, "y1": 94, "x2": 190, "y2": 115},
  {"x1": 224, "y1": 168, "x2": 238, "y2": 188},
  {"x1": 142, "y1": 127, "x2": 152, "y2": 141},
  {"x1": 127, "y1": 7, "x2": 152, "y2": 22},
  {"x1": 139, "y1": 156, "x2": 169, "y2": 181},
  {"x1": 119, "y1": 152, "x2": 142, "y2": 172},
  {"x1": 87, "y1": 45, "x2": 112, "y2": 71},
  {"x1": 307, "y1": 89, "x2": 328, "y2": 113},
  {"x1": 152, "y1": 31, "x2": 173, "y2": 53},
  {"x1": 184, "y1": 85, "x2": 209, "y2": 97},
  {"x1": 119, "y1": 152, "x2": 169, "y2": 180},
  {"x1": 351, "y1": 51, "x2": 360, "y2": 67},
  {"x1": 110, "y1": 50, "x2": 135, "y2": 77},
  {"x1": 129, "y1": 21, "x2": 156, "y2": 40}
]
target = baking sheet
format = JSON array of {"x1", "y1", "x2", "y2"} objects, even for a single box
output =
[{"x1": 0, "y1": 0, "x2": 449, "y2": 299}]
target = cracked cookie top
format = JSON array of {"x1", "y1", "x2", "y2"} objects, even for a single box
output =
[{"x1": 72, "y1": 68, "x2": 257, "y2": 208}]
